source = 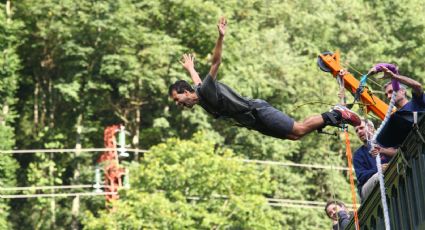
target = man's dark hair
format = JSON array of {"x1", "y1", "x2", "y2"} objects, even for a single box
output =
[
  {"x1": 168, "y1": 80, "x2": 194, "y2": 96},
  {"x1": 324, "y1": 200, "x2": 346, "y2": 218},
  {"x1": 383, "y1": 81, "x2": 407, "y2": 91},
  {"x1": 383, "y1": 81, "x2": 408, "y2": 98}
]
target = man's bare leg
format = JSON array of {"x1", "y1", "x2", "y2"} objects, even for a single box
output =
[
  {"x1": 289, "y1": 115, "x2": 325, "y2": 139},
  {"x1": 286, "y1": 106, "x2": 361, "y2": 140}
]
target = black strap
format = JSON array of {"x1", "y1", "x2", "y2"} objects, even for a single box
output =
[
  {"x1": 323, "y1": 111, "x2": 339, "y2": 126},
  {"x1": 317, "y1": 129, "x2": 338, "y2": 136}
]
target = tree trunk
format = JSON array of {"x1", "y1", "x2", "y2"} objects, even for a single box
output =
[
  {"x1": 49, "y1": 79, "x2": 54, "y2": 128},
  {"x1": 72, "y1": 115, "x2": 82, "y2": 230},
  {"x1": 3, "y1": 1, "x2": 11, "y2": 126},
  {"x1": 132, "y1": 108, "x2": 140, "y2": 159},
  {"x1": 1, "y1": 104, "x2": 8, "y2": 126},
  {"x1": 132, "y1": 78, "x2": 142, "y2": 159},
  {"x1": 49, "y1": 152, "x2": 56, "y2": 229},
  {"x1": 6, "y1": 0, "x2": 11, "y2": 24},
  {"x1": 71, "y1": 195, "x2": 80, "y2": 229},
  {"x1": 40, "y1": 78, "x2": 47, "y2": 128},
  {"x1": 34, "y1": 81, "x2": 39, "y2": 131}
]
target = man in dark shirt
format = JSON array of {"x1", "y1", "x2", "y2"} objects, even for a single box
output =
[
  {"x1": 169, "y1": 17, "x2": 361, "y2": 140},
  {"x1": 368, "y1": 64, "x2": 425, "y2": 147},
  {"x1": 353, "y1": 119, "x2": 396, "y2": 201},
  {"x1": 325, "y1": 200, "x2": 352, "y2": 230},
  {"x1": 368, "y1": 64, "x2": 425, "y2": 112}
]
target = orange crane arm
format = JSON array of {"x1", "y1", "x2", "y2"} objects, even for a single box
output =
[{"x1": 318, "y1": 51, "x2": 388, "y2": 120}]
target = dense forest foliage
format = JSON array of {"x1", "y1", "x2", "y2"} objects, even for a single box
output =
[{"x1": 1, "y1": 0, "x2": 425, "y2": 229}]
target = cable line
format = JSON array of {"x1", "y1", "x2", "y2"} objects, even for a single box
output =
[
  {"x1": 0, "y1": 184, "x2": 110, "y2": 191},
  {"x1": 0, "y1": 148, "x2": 350, "y2": 171},
  {"x1": 1, "y1": 192, "x2": 117, "y2": 199},
  {"x1": 0, "y1": 148, "x2": 148, "y2": 154},
  {"x1": 1, "y1": 190, "x2": 359, "y2": 211},
  {"x1": 237, "y1": 158, "x2": 350, "y2": 171}
]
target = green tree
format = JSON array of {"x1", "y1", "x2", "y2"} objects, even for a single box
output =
[
  {"x1": 0, "y1": 1, "x2": 21, "y2": 229},
  {"x1": 83, "y1": 132, "x2": 283, "y2": 229},
  {"x1": 5, "y1": 0, "x2": 425, "y2": 228}
]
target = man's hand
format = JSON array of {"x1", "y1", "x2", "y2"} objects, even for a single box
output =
[
  {"x1": 370, "y1": 145, "x2": 381, "y2": 158},
  {"x1": 338, "y1": 69, "x2": 348, "y2": 77},
  {"x1": 180, "y1": 53, "x2": 202, "y2": 85},
  {"x1": 371, "y1": 145, "x2": 397, "y2": 158},
  {"x1": 368, "y1": 64, "x2": 398, "y2": 78},
  {"x1": 382, "y1": 163, "x2": 389, "y2": 172},
  {"x1": 337, "y1": 205, "x2": 347, "y2": 213},
  {"x1": 367, "y1": 67, "x2": 377, "y2": 76},
  {"x1": 378, "y1": 66, "x2": 397, "y2": 79},
  {"x1": 180, "y1": 53, "x2": 195, "y2": 72},
  {"x1": 217, "y1": 17, "x2": 227, "y2": 37},
  {"x1": 209, "y1": 17, "x2": 226, "y2": 78}
]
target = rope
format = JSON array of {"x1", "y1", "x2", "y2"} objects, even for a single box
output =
[
  {"x1": 370, "y1": 91, "x2": 396, "y2": 230},
  {"x1": 369, "y1": 63, "x2": 400, "y2": 230},
  {"x1": 336, "y1": 70, "x2": 361, "y2": 229},
  {"x1": 350, "y1": 74, "x2": 379, "y2": 113},
  {"x1": 337, "y1": 75, "x2": 346, "y2": 106},
  {"x1": 344, "y1": 130, "x2": 360, "y2": 230},
  {"x1": 354, "y1": 75, "x2": 368, "y2": 102},
  {"x1": 328, "y1": 134, "x2": 341, "y2": 230},
  {"x1": 413, "y1": 111, "x2": 425, "y2": 144},
  {"x1": 287, "y1": 101, "x2": 336, "y2": 114},
  {"x1": 334, "y1": 72, "x2": 354, "y2": 230},
  {"x1": 344, "y1": 62, "x2": 382, "y2": 89}
]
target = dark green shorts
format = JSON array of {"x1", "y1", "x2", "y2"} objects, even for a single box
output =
[{"x1": 251, "y1": 100, "x2": 294, "y2": 139}]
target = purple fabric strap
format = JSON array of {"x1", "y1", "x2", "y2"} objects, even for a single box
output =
[
  {"x1": 392, "y1": 79, "x2": 400, "y2": 91},
  {"x1": 373, "y1": 63, "x2": 400, "y2": 91}
]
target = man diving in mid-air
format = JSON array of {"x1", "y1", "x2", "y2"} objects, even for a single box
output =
[{"x1": 169, "y1": 17, "x2": 361, "y2": 140}]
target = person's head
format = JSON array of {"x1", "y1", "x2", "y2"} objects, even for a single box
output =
[
  {"x1": 168, "y1": 80, "x2": 198, "y2": 108},
  {"x1": 355, "y1": 119, "x2": 375, "y2": 144},
  {"x1": 383, "y1": 81, "x2": 408, "y2": 108},
  {"x1": 325, "y1": 200, "x2": 347, "y2": 221}
]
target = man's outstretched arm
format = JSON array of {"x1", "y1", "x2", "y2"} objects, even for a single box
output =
[
  {"x1": 370, "y1": 65, "x2": 424, "y2": 97},
  {"x1": 381, "y1": 66, "x2": 423, "y2": 97},
  {"x1": 180, "y1": 53, "x2": 202, "y2": 85},
  {"x1": 209, "y1": 17, "x2": 227, "y2": 80}
]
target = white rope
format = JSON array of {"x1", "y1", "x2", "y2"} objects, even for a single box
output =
[
  {"x1": 369, "y1": 87, "x2": 397, "y2": 230},
  {"x1": 337, "y1": 75, "x2": 346, "y2": 105}
]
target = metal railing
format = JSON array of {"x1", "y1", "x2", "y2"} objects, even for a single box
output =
[{"x1": 346, "y1": 114, "x2": 425, "y2": 229}]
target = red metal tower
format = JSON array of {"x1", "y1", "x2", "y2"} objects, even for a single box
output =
[{"x1": 97, "y1": 124, "x2": 127, "y2": 203}]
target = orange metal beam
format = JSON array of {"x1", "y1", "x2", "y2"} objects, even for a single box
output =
[{"x1": 319, "y1": 51, "x2": 388, "y2": 120}]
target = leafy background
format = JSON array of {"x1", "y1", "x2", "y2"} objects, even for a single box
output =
[{"x1": 1, "y1": 0, "x2": 425, "y2": 229}]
